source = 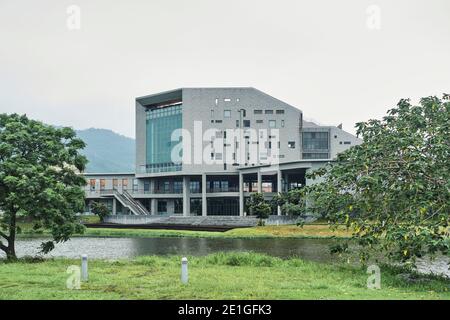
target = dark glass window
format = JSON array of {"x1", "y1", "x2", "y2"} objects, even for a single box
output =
[
  {"x1": 243, "y1": 120, "x2": 251, "y2": 127},
  {"x1": 158, "y1": 201, "x2": 167, "y2": 213},
  {"x1": 302, "y1": 131, "x2": 329, "y2": 150}
]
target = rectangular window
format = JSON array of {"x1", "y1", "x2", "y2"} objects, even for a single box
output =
[
  {"x1": 190, "y1": 181, "x2": 200, "y2": 193},
  {"x1": 276, "y1": 110, "x2": 285, "y2": 114},
  {"x1": 215, "y1": 120, "x2": 222, "y2": 123},
  {"x1": 122, "y1": 179, "x2": 128, "y2": 190},
  {"x1": 254, "y1": 110, "x2": 263, "y2": 114},
  {"x1": 100, "y1": 179, "x2": 106, "y2": 191},
  {"x1": 302, "y1": 131, "x2": 329, "y2": 150},
  {"x1": 256, "y1": 120, "x2": 263, "y2": 124},
  {"x1": 224, "y1": 110, "x2": 231, "y2": 118},
  {"x1": 174, "y1": 181, "x2": 183, "y2": 193},
  {"x1": 344, "y1": 141, "x2": 351, "y2": 145},
  {"x1": 288, "y1": 141, "x2": 295, "y2": 148},
  {"x1": 269, "y1": 120, "x2": 276, "y2": 128},
  {"x1": 265, "y1": 110, "x2": 273, "y2": 114},
  {"x1": 158, "y1": 201, "x2": 167, "y2": 213},
  {"x1": 236, "y1": 120, "x2": 240, "y2": 127},
  {"x1": 143, "y1": 180, "x2": 150, "y2": 192},
  {"x1": 281, "y1": 120, "x2": 285, "y2": 127},
  {"x1": 302, "y1": 152, "x2": 329, "y2": 159},
  {"x1": 145, "y1": 104, "x2": 182, "y2": 173},
  {"x1": 113, "y1": 179, "x2": 118, "y2": 190},
  {"x1": 243, "y1": 120, "x2": 251, "y2": 128},
  {"x1": 215, "y1": 153, "x2": 223, "y2": 160}
]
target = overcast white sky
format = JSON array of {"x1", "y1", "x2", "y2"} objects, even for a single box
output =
[{"x1": 1, "y1": 0, "x2": 449, "y2": 138}]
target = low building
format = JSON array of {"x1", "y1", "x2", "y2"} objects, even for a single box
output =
[{"x1": 84, "y1": 87, "x2": 361, "y2": 216}]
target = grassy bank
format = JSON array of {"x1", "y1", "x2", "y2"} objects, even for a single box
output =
[
  {"x1": 82, "y1": 224, "x2": 351, "y2": 239},
  {"x1": 0, "y1": 252, "x2": 448, "y2": 300},
  {"x1": 17, "y1": 215, "x2": 351, "y2": 239}
]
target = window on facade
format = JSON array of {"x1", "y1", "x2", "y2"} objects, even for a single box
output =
[
  {"x1": 254, "y1": 110, "x2": 263, "y2": 114},
  {"x1": 215, "y1": 120, "x2": 222, "y2": 123},
  {"x1": 302, "y1": 131, "x2": 329, "y2": 150},
  {"x1": 269, "y1": 120, "x2": 276, "y2": 128},
  {"x1": 174, "y1": 181, "x2": 183, "y2": 193},
  {"x1": 100, "y1": 179, "x2": 106, "y2": 190},
  {"x1": 243, "y1": 120, "x2": 251, "y2": 128},
  {"x1": 276, "y1": 110, "x2": 285, "y2": 114},
  {"x1": 256, "y1": 120, "x2": 263, "y2": 124},
  {"x1": 265, "y1": 110, "x2": 273, "y2": 114},
  {"x1": 158, "y1": 201, "x2": 167, "y2": 213},
  {"x1": 281, "y1": 120, "x2": 285, "y2": 127},
  {"x1": 89, "y1": 179, "x2": 96, "y2": 191},
  {"x1": 143, "y1": 180, "x2": 150, "y2": 192},
  {"x1": 122, "y1": 179, "x2": 128, "y2": 189},
  {"x1": 215, "y1": 153, "x2": 223, "y2": 160},
  {"x1": 236, "y1": 120, "x2": 240, "y2": 127},
  {"x1": 190, "y1": 181, "x2": 200, "y2": 193},
  {"x1": 344, "y1": 141, "x2": 351, "y2": 145},
  {"x1": 174, "y1": 199, "x2": 183, "y2": 214},
  {"x1": 113, "y1": 179, "x2": 118, "y2": 190},
  {"x1": 302, "y1": 152, "x2": 329, "y2": 159},
  {"x1": 242, "y1": 110, "x2": 246, "y2": 117},
  {"x1": 288, "y1": 141, "x2": 295, "y2": 149},
  {"x1": 224, "y1": 110, "x2": 231, "y2": 118},
  {"x1": 145, "y1": 104, "x2": 182, "y2": 174}
]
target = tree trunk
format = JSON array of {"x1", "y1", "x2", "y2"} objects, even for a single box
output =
[
  {"x1": 6, "y1": 244, "x2": 17, "y2": 261},
  {"x1": 6, "y1": 210, "x2": 17, "y2": 261}
]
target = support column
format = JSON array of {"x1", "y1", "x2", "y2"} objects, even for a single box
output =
[
  {"x1": 151, "y1": 198, "x2": 157, "y2": 215},
  {"x1": 277, "y1": 170, "x2": 282, "y2": 216},
  {"x1": 112, "y1": 198, "x2": 117, "y2": 215},
  {"x1": 202, "y1": 173, "x2": 207, "y2": 216},
  {"x1": 239, "y1": 172, "x2": 244, "y2": 216},
  {"x1": 150, "y1": 179, "x2": 156, "y2": 194},
  {"x1": 183, "y1": 176, "x2": 190, "y2": 217},
  {"x1": 257, "y1": 170, "x2": 262, "y2": 193}
]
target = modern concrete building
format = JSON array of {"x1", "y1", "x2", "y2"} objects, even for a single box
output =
[{"x1": 84, "y1": 88, "x2": 361, "y2": 217}]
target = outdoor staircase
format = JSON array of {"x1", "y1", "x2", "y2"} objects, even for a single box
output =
[{"x1": 101, "y1": 189, "x2": 150, "y2": 215}]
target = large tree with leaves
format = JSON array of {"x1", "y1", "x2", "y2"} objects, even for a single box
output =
[
  {"x1": 303, "y1": 95, "x2": 450, "y2": 263},
  {"x1": 0, "y1": 114, "x2": 87, "y2": 260}
]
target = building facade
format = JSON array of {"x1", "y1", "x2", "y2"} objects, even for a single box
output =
[{"x1": 84, "y1": 88, "x2": 361, "y2": 216}]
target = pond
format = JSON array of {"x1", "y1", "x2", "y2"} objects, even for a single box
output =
[{"x1": 3, "y1": 237, "x2": 449, "y2": 278}]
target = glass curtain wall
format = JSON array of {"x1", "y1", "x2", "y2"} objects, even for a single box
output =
[{"x1": 146, "y1": 104, "x2": 182, "y2": 173}]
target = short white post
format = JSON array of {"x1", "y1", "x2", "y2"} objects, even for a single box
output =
[
  {"x1": 81, "y1": 254, "x2": 88, "y2": 282},
  {"x1": 181, "y1": 257, "x2": 188, "y2": 284}
]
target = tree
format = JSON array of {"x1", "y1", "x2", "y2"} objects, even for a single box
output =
[
  {"x1": 0, "y1": 114, "x2": 87, "y2": 260},
  {"x1": 302, "y1": 95, "x2": 450, "y2": 263},
  {"x1": 91, "y1": 201, "x2": 110, "y2": 222},
  {"x1": 273, "y1": 189, "x2": 307, "y2": 218},
  {"x1": 247, "y1": 193, "x2": 272, "y2": 225}
]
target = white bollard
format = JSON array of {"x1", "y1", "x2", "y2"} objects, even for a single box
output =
[
  {"x1": 81, "y1": 254, "x2": 88, "y2": 282},
  {"x1": 181, "y1": 257, "x2": 188, "y2": 284}
]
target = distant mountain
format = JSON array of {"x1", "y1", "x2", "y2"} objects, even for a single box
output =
[{"x1": 75, "y1": 128, "x2": 135, "y2": 173}]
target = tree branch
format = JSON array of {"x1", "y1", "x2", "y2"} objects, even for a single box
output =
[
  {"x1": 0, "y1": 241, "x2": 7, "y2": 252},
  {"x1": 0, "y1": 230, "x2": 8, "y2": 241}
]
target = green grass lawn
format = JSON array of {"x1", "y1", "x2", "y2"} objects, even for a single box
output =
[
  {"x1": 0, "y1": 252, "x2": 448, "y2": 300},
  {"x1": 19, "y1": 223, "x2": 351, "y2": 240}
]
